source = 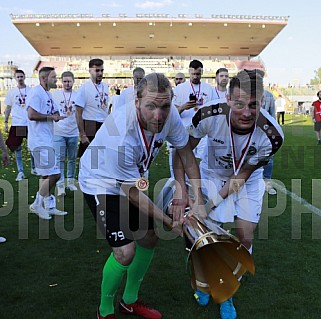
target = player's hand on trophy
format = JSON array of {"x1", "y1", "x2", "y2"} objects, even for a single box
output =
[
  {"x1": 169, "y1": 189, "x2": 191, "y2": 224},
  {"x1": 188, "y1": 202, "x2": 207, "y2": 221}
]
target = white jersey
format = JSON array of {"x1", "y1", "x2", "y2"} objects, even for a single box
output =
[
  {"x1": 5, "y1": 86, "x2": 31, "y2": 126},
  {"x1": 79, "y1": 103, "x2": 189, "y2": 195},
  {"x1": 172, "y1": 81, "x2": 214, "y2": 127},
  {"x1": 52, "y1": 89, "x2": 79, "y2": 137},
  {"x1": 26, "y1": 85, "x2": 59, "y2": 150},
  {"x1": 75, "y1": 80, "x2": 109, "y2": 122},
  {"x1": 211, "y1": 87, "x2": 228, "y2": 104},
  {"x1": 117, "y1": 86, "x2": 135, "y2": 108},
  {"x1": 189, "y1": 102, "x2": 284, "y2": 182}
]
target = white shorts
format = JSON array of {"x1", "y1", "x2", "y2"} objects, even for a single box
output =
[
  {"x1": 201, "y1": 175, "x2": 265, "y2": 224},
  {"x1": 31, "y1": 146, "x2": 60, "y2": 177}
]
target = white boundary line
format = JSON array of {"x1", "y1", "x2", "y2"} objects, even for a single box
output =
[{"x1": 272, "y1": 181, "x2": 321, "y2": 217}]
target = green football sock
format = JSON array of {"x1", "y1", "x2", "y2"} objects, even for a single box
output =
[
  {"x1": 122, "y1": 243, "x2": 155, "y2": 304},
  {"x1": 99, "y1": 253, "x2": 128, "y2": 316}
]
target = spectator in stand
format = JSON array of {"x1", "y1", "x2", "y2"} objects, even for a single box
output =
[
  {"x1": 117, "y1": 67, "x2": 145, "y2": 107},
  {"x1": 0, "y1": 129, "x2": 9, "y2": 244},
  {"x1": 312, "y1": 91, "x2": 321, "y2": 145},
  {"x1": 275, "y1": 94, "x2": 286, "y2": 125},
  {"x1": 76, "y1": 58, "x2": 109, "y2": 157},
  {"x1": 4, "y1": 69, "x2": 37, "y2": 181},
  {"x1": 52, "y1": 71, "x2": 79, "y2": 196}
]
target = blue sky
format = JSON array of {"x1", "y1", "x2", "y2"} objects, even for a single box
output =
[{"x1": 0, "y1": 0, "x2": 320, "y2": 86}]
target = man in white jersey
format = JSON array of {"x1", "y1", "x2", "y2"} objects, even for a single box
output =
[
  {"x1": 52, "y1": 71, "x2": 79, "y2": 196},
  {"x1": 4, "y1": 69, "x2": 37, "y2": 181},
  {"x1": 76, "y1": 58, "x2": 109, "y2": 157},
  {"x1": 27, "y1": 67, "x2": 68, "y2": 220},
  {"x1": 173, "y1": 59, "x2": 214, "y2": 159},
  {"x1": 173, "y1": 70, "x2": 284, "y2": 319},
  {"x1": 79, "y1": 73, "x2": 204, "y2": 319},
  {"x1": 212, "y1": 68, "x2": 229, "y2": 102},
  {"x1": 173, "y1": 72, "x2": 186, "y2": 87},
  {"x1": 117, "y1": 67, "x2": 145, "y2": 109}
]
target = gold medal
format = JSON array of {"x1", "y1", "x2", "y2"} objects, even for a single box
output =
[{"x1": 135, "y1": 177, "x2": 149, "y2": 191}]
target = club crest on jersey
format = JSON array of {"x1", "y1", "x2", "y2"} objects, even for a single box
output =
[{"x1": 247, "y1": 146, "x2": 257, "y2": 156}]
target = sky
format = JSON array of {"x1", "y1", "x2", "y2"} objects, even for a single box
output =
[{"x1": 0, "y1": 0, "x2": 320, "y2": 86}]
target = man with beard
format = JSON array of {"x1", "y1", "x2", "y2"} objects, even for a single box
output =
[
  {"x1": 212, "y1": 67, "x2": 229, "y2": 102},
  {"x1": 27, "y1": 67, "x2": 67, "y2": 220},
  {"x1": 79, "y1": 73, "x2": 205, "y2": 319},
  {"x1": 76, "y1": 58, "x2": 109, "y2": 157},
  {"x1": 172, "y1": 60, "x2": 214, "y2": 160}
]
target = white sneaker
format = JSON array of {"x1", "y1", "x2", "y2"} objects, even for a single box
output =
[
  {"x1": 66, "y1": 179, "x2": 78, "y2": 191},
  {"x1": 48, "y1": 208, "x2": 68, "y2": 216},
  {"x1": 265, "y1": 180, "x2": 277, "y2": 195},
  {"x1": 0, "y1": 236, "x2": 7, "y2": 244},
  {"x1": 31, "y1": 168, "x2": 39, "y2": 176},
  {"x1": 29, "y1": 204, "x2": 52, "y2": 220},
  {"x1": 15, "y1": 172, "x2": 25, "y2": 181},
  {"x1": 57, "y1": 183, "x2": 66, "y2": 197}
]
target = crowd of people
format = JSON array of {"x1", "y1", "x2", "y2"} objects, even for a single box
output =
[{"x1": 1, "y1": 58, "x2": 286, "y2": 319}]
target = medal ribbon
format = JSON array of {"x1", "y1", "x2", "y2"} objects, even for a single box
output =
[
  {"x1": 41, "y1": 85, "x2": 55, "y2": 114},
  {"x1": 92, "y1": 81, "x2": 105, "y2": 107},
  {"x1": 190, "y1": 81, "x2": 201, "y2": 100},
  {"x1": 229, "y1": 111, "x2": 255, "y2": 176},
  {"x1": 63, "y1": 91, "x2": 72, "y2": 108},
  {"x1": 137, "y1": 116, "x2": 155, "y2": 174},
  {"x1": 18, "y1": 87, "x2": 26, "y2": 104}
]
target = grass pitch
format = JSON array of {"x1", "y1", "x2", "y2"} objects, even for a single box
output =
[{"x1": 0, "y1": 114, "x2": 320, "y2": 318}]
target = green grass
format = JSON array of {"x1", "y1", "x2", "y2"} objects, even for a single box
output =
[{"x1": 0, "y1": 114, "x2": 320, "y2": 318}]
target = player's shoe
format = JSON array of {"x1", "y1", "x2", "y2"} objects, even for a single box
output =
[
  {"x1": 29, "y1": 204, "x2": 52, "y2": 220},
  {"x1": 31, "y1": 168, "x2": 40, "y2": 176},
  {"x1": 66, "y1": 178, "x2": 78, "y2": 191},
  {"x1": 220, "y1": 297, "x2": 237, "y2": 319},
  {"x1": 119, "y1": 299, "x2": 162, "y2": 319},
  {"x1": 96, "y1": 308, "x2": 115, "y2": 319},
  {"x1": 264, "y1": 180, "x2": 277, "y2": 195},
  {"x1": 16, "y1": 172, "x2": 25, "y2": 181},
  {"x1": 193, "y1": 290, "x2": 210, "y2": 306}
]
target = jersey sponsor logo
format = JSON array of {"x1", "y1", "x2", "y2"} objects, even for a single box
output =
[{"x1": 213, "y1": 138, "x2": 224, "y2": 144}]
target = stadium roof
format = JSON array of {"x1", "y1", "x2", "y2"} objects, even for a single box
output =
[{"x1": 11, "y1": 14, "x2": 289, "y2": 57}]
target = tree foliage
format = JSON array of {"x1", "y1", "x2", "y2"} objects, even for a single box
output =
[{"x1": 310, "y1": 68, "x2": 321, "y2": 85}]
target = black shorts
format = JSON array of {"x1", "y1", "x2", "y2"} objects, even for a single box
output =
[
  {"x1": 314, "y1": 121, "x2": 321, "y2": 132},
  {"x1": 84, "y1": 193, "x2": 154, "y2": 247}
]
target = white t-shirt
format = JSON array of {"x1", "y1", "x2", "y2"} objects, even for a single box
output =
[
  {"x1": 26, "y1": 85, "x2": 59, "y2": 150},
  {"x1": 79, "y1": 103, "x2": 189, "y2": 195},
  {"x1": 117, "y1": 86, "x2": 135, "y2": 108},
  {"x1": 211, "y1": 87, "x2": 228, "y2": 103},
  {"x1": 189, "y1": 102, "x2": 284, "y2": 182},
  {"x1": 5, "y1": 86, "x2": 31, "y2": 126},
  {"x1": 275, "y1": 97, "x2": 286, "y2": 112},
  {"x1": 75, "y1": 80, "x2": 109, "y2": 122},
  {"x1": 172, "y1": 81, "x2": 214, "y2": 127},
  {"x1": 52, "y1": 89, "x2": 79, "y2": 137}
]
